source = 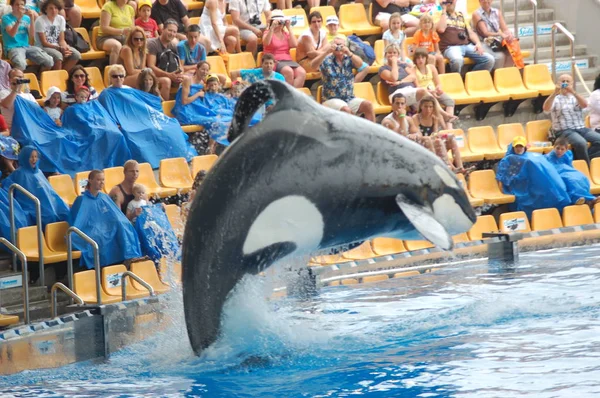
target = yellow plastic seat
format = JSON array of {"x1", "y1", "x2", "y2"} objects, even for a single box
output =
[
  {"x1": 339, "y1": 3, "x2": 382, "y2": 36},
  {"x1": 453, "y1": 233, "x2": 470, "y2": 243},
  {"x1": 376, "y1": 81, "x2": 390, "y2": 107},
  {"x1": 467, "y1": 126, "x2": 505, "y2": 160},
  {"x1": 494, "y1": 67, "x2": 539, "y2": 100},
  {"x1": 91, "y1": 26, "x2": 102, "y2": 52},
  {"x1": 590, "y1": 158, "x2": 600, "y2": 186},
  {"x1": 40, "y1": 69, "x2": 68, "y2": 96},
  {"x1": 341, "y1": 241, "x2": 376, "y2": 260},
  {"x1": 594, "y1": 203, "x2": 600, "y2": 223},
  {"x1": 165, "y1": 204, "x2": 184, "y2": 237},
  {"x1": 393, "y1": 270, "x2": 420, "y2": 278},
  {"x1": 84, "y1": 66, "x2": 105, "y2": 93},
  {"x1": 76, "y1": 0, "x2": 101, "y2": 19},
  {"x1": 206, "y1": 55, "x2": 232, "y2": 88},
  {"x1": 159, "y1": 157, "x2": 193, "y2": 193},
  {"x1": 531, "y1": 208, "x2": 563, "y2": 231},
  {"x1": 562, "y1": 204, "x2": 594, "y2": 227},
  {"x1": 159, "y1": 257, "x2": 182, "y2": 282},
  {"x1": 75, "y1": 28, "x2": 106, "y2": 60},
  {"x1": 0, "y1": 314, "x2": 19, "y2": 327},
  {"x1": 455, "y1": 173, "x2": 484, "y2": 207},
  {"x1": 191, "y1": 154, "x2": 218, "y2": 177},
  {"x1": 439, "y1": 73, "x2": 482, "y2": 105},
  {"x1": 465, "y1": 70, "x2": 510, "y2": 103},
  {"x1": 310, "y1": 253, "x2": 346, "y2": 265},
  {"x1": 102, "y1": 264, "x2": 149, "y2": 300},
  {"x1": 227, "y1": 52, "x2": 256, "y2": 75},
  {"x1": 497, "y1": 123, "x2": 544, "y2": 153},
  {"x1": 467, "y1": 215, "x2": 499, "y2": 240},
  {"x1": 24, "y1": 73, "x2": 45, "y2": 105},
  {"x1": 441, "y1": 129, "x2": 484, "y2": 162},
  {"x1": 162, "y1": 100, "x2": 204, "y2": 133},
  {"x1": 310, "y1": 6, "x2": 351, "y2": 35},
  {"x1": 362, "y1": 274, "x2": 389, "y2": 283},
  {"x1": 498, "y1": 211, "x2": 531, "y2": 233},
  {"x1": 371, "y1": 237, "x2": 406, "y2": 256},
  {"x1": 316, "y1": 85, "x2": 322, "y2": 103},
  {"x1": 523, "y1": 64, "x2": 555, "y2": 96},
  {"x1": 130, "y1": 260, "x2": 170, "y2": 294},
  {"x1": 573, "y1": 160, "x2": 600, "y2": 194},
  {"x1": 102, "y1": 166, "x2": 123, "y2": 194},
  {"x1": 404, "y1": 239, "x2": 434, "y2": 252},
  {"x1": 468, "y1": 169, "x2": 515, "y2": 205},
  {"x1": 181, "y1": 0, "x2": 204, "y2": 11},
  {"x1": 353, "y1": 82, "x2": 390, "y2": 114},
  {"x1": 74, "y1": 269, "x2": 122, "y2": 304},
  {"x1": 296, "y1": 87, "x2": 313, "y2": 98},
  {"x1": 74, "y1": 170, "x2": 91, "y2": 195},
  {"x1": 526, "y1": 120, "x2": 553, "y2": 153},
  {"x1": 45, "y1": 221, "x2": 81, "y2": 259},
  {"x1": 137, "y1": 162, "x2": 177, "y2": 198},
  {"x1": 17, "y1": 226, "x2": 68, "y2": 263},
  {"x1": 282, "y1": 8, "x2": 308, "y2": 37},
  {"x1": 373, "y1": 39, "x2": 385, "y2": 67},
  {"x1": 48, "y1": 174, "x2": 77, "y2": 206}
]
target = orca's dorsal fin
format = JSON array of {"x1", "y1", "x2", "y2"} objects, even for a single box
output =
[{"x1": 395, "y1": 193, "x2": 454, "y2": 251}]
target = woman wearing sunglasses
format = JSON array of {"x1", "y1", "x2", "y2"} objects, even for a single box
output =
[
  {"x1": 119, "y1": 27, "x2": 148, "y2": 89},
  {"x1": 62, "y1": 65, "x2": 100, "y2": 106}
]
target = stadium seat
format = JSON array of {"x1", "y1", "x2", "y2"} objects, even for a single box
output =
[
  {"x1": 74, "y1": 170, "x2": 90, "y2": 195},
  {"x1": 45, "y1": 221, "x2": 81, "y2": 259},
  {"x1": 494, "y1": 67, "x2": 538, "y2": 100},
  {"x1": 296, "y1": 87, "x2": 313, "y2": 98},
  {"x1": 48, "y1": 174, "x2": 78, "y2": 206},
  {"x1": 373, "y1": 39, "x2": 385, "y2": 67},
  {"x1": 159, "y1": 157, "x2": 194, "y2": 193},
  {"x1": 338, "y1": 3, "x2": 382, "y2": 36},
  {"x1": 498, "y1": 211, "x2": 531, "y2": 233},
  {"x1": 371, "y1": 237, "x2": 406, "y2": 256},
  {"x1": 316, "y1": 85, "x2": 322, "y2": 103},
  {"x1": 441, "y1": 129, "x2": 484, "y2": 162},
  {"x1": 341, "y1": 241, "x2": 376, "y2": 260},
  {"x1": 181, "y1": 0, "x2": 204, "y2": 11},
  {"x1": 226, "y1": 52, "x2": 256, "y2": 75},
  {"x1": 282, "y1": 8, "x2": 309, "y2": 37},
  {"x1": 162, "y1": 100, "x2": 203, "y2": 133},
  {"x1": 310, "y1": 253, "x2": 346, "y2": 265},
  {"x1": 531, "y1": 208, "x2": 563, "y2": 231},
  {"x1": 455, "y1": 173, "x2": 484, "y2": 207},
  {"x1": 0, "y1": 314, "x2": 19, "y2": 327},
  {"x1": 102, "y1": 264, "x2": 149, "y2": 300},
  {"x1": 591, "y1": 158, "x2": 600, "y2": 186},
  {"x1": 467, "y1": 126, "x2": 505, "y2": 160},
  {"x1": 165, "y1": 204, "x2": 184, "y2": 237},
  {"x1": 468, "y1": 169, "x2": 515, "y2": 205},
  {"x1": 376, "y1": 81, "x2": 390, "y2": 107},
  {"x1": 76, "y1": 0, "x2": 102, "y2": 19},
  {"x1": 130, "y1": 260, "x2": 170, "y2": 294},
  {"x1": 562, "y1": 204, "x2": 594, "y2": 227},
  {"x1": 404, "y1": 239, "x2": 434, "y2": 251},
  {"x1": 40, "y1": 69, "x2": 68, "y2": 96},
  {"x1": 310, "y1": 6, "x2": 351, "y2": 36},
  {"x1": 75, "y1": 28, "x2": 106, "y2": 60},
  {"x1": 467, "y1": 215, "x2": 498, "y2": 240},
  {"x1": 595, "y1": 202, "x2": 600, "y2": 223},
  {"x1": 453, "y1": 233, "x2": 470, "y2": 243},
  {"x1": 188, "y1": 16, "x2": 200, "y2": 25},
  {"x1": 102, "y1": 166, "x2": 123, "y2": 194},
  {"x1": 136, "y1": 162, "x2": 177, "y2": 198},
  {"x1": 17, "y1": 226, "x2": 69, "y2": 263},
  {"x1": 465, "y1": 70, "x2": 510, "y2": 120},
  {"x1": 438, "y1": 73, "x2": 482, "y2": 107},
  {"x1": 572, "y1": 160, "x2": 600, "y2": 194},
  {"x1": 402, "y1": 37, "x2": 417, "y2": 61},
  {"x1": 91, "y1": 26, "x2": 101, "y2": 51},
  {"x1": 362, "y1": 274, "x2": 389, "y2": 283},
  {"x1": 191, "y1": 154, "x2": 218, "y2": 177},
  {"x1": 159, "y1": 257, "x2": 182, "y2": 283},
  {"x1": 24, "y1": 73, "x2": 44, "y2": 105},
  {"x1": 84, "y1": 67, "x2": 105, "y2": 93},
  {"x1": 496, "y1": 123, "x2": 544, "y2": 153},
  {"x1": 74, "y1": 269, "x2": 121, "y2": 304},
  {"x1": 206, "y1": 55, "x2": 232, "y2": 88},
  {"x1": 353, "y1": 82, "x2": 391, "y2": 114},
  {"x1": 393, "y1": 270, "x2": 420, "y2": 278},
  {"x1": 525, "y1": 119, "x2": 553, "y2": 153},
  {"x1": 523, "y1": 64, "x2": 555, "y2": 96}
]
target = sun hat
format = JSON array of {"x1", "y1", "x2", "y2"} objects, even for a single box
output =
[
  {"x1": 512, "y1": 136, "x2": 527, "y2": 147},
  {"x1": 271, "y1": 9, "x2": 285, "y2": 20},
  {"x1": 44, "y1": 86, "x2": 61, "y2": 102},
  {"x1": 326, "y1": 16, "x2": 339, "y2": 25}
]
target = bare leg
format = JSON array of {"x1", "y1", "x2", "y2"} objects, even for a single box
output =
[
  {"x1": 446, "y1": 136, "x2": 463, "y2": 170},
  {"x1": 158, "y1": 76, "x2": 172, "y2": 101},
  {"x1": 102, "y1": 38, "x2": 123, "y2": 65},
  {"x1": 293, "y1": 66, "x2": 306, "y2": 88},
  {"x1": 358, "y1": 100, "x2": 375, "y2": 122}
]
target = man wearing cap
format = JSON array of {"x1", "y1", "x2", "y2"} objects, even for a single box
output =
[
  {"x1": 229, "y1": 0, "x2": 271, "y2": 56},
  {"x1": 0, "y1": 69, "x2": 37, "y2": 130},
  {"x1": 151, "y1": 0, "x2": 190, "y2": 41}
]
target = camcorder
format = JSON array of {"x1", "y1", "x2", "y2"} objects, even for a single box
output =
[{"x1": 15, "y1": 78, "x2": 30, "y2": 85}]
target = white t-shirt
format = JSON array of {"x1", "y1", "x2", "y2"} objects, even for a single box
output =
[
  {"x1": 0, "y1": 89, "x2": 36, "y2": 129},
  {"x1": 299, "y1": 28, "x2": 327, "y2": 51},
  {"x1": 126, "y1": 198, "x2": 148, "y2": 222},
  {"x1": 228, "y1": 0, "x2": 270, "y2": 25},
  {"x1": 44, "y1": 106, "x2": 62, "y2": 121},
  {"x1": 34, "y1": 14, "x2": 66, "y2": 47}
]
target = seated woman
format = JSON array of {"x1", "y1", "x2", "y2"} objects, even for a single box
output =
[
  {"x1": 296, "y1": 11, "x2": 328, "y2": 76},
  {"x1": 1, "y1": 146, "x2": 70, "y2": 227},
  {"x1": 137, "y1": 68, "x2": 163, "y2": 100},
  {"x1": 70, "y1": 169, "x2": 142, "y2": 268},
  {"x1": 97, "y1": 0, "x2": 135, "y2": 65},
  {"x1": 118, "y1": 27, "x2": 147, "y2": 89},
  {"x1": 199, "y1": 0, "x2": 240, "y2": 54},
  {"x1": 546, "y1": 136, "x2": 600, "y2": 207},
  {"x1": 61, "y1": 66, "x2": 100, "y2": 106}
]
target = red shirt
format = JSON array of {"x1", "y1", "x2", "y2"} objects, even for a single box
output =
[
  {"x1": 0, "y1": 115, "x2": 7, "y2": 132},
  {"x1": 135, "y1": 17, "x2": 159, "y2": 39}
]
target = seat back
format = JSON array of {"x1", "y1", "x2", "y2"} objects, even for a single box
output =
[
  {"x1": 404, "y1": 239, "x2": 434, "y2": 251},
  {"x1": 494, "y1": 67, "x2": 526, "y2": 92},
  {"x1": 468, "y1": 169, "x2": 501, "y2": 196},
  {"x1": 339, "y1": 3, "x2": 370, "y2": 28},
  {"x1": 526, "y1": 119, "x2": 552, "y2": 144},
  {"x1": 91, "y1": 26, "x2": 101, "y2": 51},
  {"x1": 467, "y1": 126, "x2": 501, "y2": 153},
  {"x1": 164, "y1": 204, "x2": 184, "y2": 235},
  {"x1": 191, "y1": 154, "x2": 218, "y2": 177},
  {"x1": 497, "y1": 123, "x2": 526, "y2": 150},
  {"x1": 590, "y1": 158, "x2": 600, "y2": 185},
  {"x1": 373, "y1": 39, "x2": 385, "y2": 65},
  {"x1": 137, "y1": 162, "x2": 162, "y2": 191},
  {"x1": 465, "y1": 70, "x2": 497, "y2": 95},
  {"x1": 467, "y1": 215, "x2": 499, "y2": 240},
  {"x1": 353, "y1": 82, "x2": 377, "y2": 103},
  {"x1": 17, "y1": 226, "x2": 53, "y2": 257},
  {"x1": 159, "y1": 157, "x2": 193, "y2": 187},
  {"x1": 73, "y1": 270, "x2": 97, "y2": 302},
  {"x1": 84, "y1": 66, "x2": 105, "y2": 93},
  {"x1": 499, "y1": 211, "x2": 531, "y2": 233},
  {"x1": 562, "y1": 205, "x2": 594, "y2": 227},
  {"x1": 296, "y1": 87, "x2": 313, "y2": 98},
  {"x1": 24, "y1": 73, "x2": 42, "y2": 96},
  {"x1": 531, "y1": 208, "x2": 563, "y2": 231},
  {"x1": 402, "y1": 36, "x2": 417, "y2": 60},
  {"x1": 101, "y1": 264, "x2": 127, "y2": 297},
  {"x1": 45, "y1": 221, "x2": 69, "y2": 253},
  {"x1": 316, "y1": 85, "x2": 322, "y2": 103},
  {"x1": 455, "y1": 172, "x2": 476, "y2": 198},
  {"x1": 227, "y1": 52, "x2": 256, "y2": 74},
  {"x1": 102, "y1": 166, "x2": 123, "y2": 194},
  {"x1": 376, "y1": 81, "x2": 390, "y2": 106},
  {"x1": 130, "y1": 260, "x2": 167, "y2": 291},
  {"x1": 48, "y1": 174, "x2": 77, "y2": 206},
  {"x1": 341, "y1": 241, "x2": 376, "y2": 260},
  {"x1": 162, "y1": 100, "x2": 175, "y2": 117},
  {"x1": 453, "y1": 233, "x2": 470, "y2": 243},
  {"x1": 523, "y1": 64, "x2": 554, "y2": 89},
  {"x1": 573, "y1": 159, "x2": 592, "y2": 180},
  {"x1": 439, "y1": 73, "x2": 468, "y2": 97},
  {"x1": 40, "y1": 70, "x2": 69, "y2": 96},
  {"x1": 371, "y1": 238, "x2": 406, "y2": 256},
  {"x1": 442, "y1": 128, "x2": 469, "y2": 152},
  {"x1": 206, "y1": 55, "x2": 228, "y2": 76},
  {"x1": 74, "y1": 171, "x2": 91, "y2": 195},
  {"x1": 309, "y1": 6, "x2": 337, "y2": 21}
]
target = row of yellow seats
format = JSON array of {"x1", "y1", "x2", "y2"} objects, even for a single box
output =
[
  {"x1": 17, "y1": 221, "x2": 81, "y2": 265},
  {"x1": 76, "y1": 0, "x2": 203, "y2": 20}
]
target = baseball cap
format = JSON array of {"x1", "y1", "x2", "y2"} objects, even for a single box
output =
[
  {"x1": 512, "y1": 136, "x2": 527, "y2": 147},
  {"x1": 138, "y1": 0, "x2": 152, "y2": 10},
  {"x1": 326, "y1": 16, "x2": 339, "y2": 25}
]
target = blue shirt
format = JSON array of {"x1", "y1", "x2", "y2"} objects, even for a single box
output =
[
  {"x1": 1, "y1": 14, "x2": 31, "y2": 51},
  {"x1": 239, "y1": 68, "x2": 285, "y2": 83},
  {"x1": 319, "y1": 54, "x2": 354, "y2": 102},
  {"x1": 177, "y1": 40, "x2": 206, "y2": 65}
]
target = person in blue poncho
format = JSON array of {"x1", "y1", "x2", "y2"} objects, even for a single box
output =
[
  {"x1": 496, "y1": 136, "x2": 574, "y2": 217},
  {"x1": 546, "y1": 136, "x2": 600, "y2": 207},
  {"x1": 1, "y1": 146, "x2": 70, "y2": 228},
  {"x1": 69, "y1": 170, "x2": 142, "y2": 269}
]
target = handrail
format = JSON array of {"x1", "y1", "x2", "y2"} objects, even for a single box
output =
[
  {"x1": 551, "y1": 23, "x2": 576, "y2": 89},
  {"x1": 507, "y1": 0, "x2": 538, "y2": 63},
  {"x1": 66, "y1": 227, "x2": 101, "y2": 304},
  {"x1": 0, "y1": 238, "x2": 29, "y2": 324},
  {"x1": 8, "y1": 183, "x2": 44, "y2": 286},
  {"x1": 120, "y1": 271, "x2": 155, "y2": 301},
  {"x1": 50, "y1": 282, "x2": 84, "y2": 318}
]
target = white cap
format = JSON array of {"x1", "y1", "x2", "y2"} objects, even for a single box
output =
[
  {"x1": 326, "y1": 16, "x2": 339, "y2": 25},
  {"x1": 45, "y1": 86, "x2": 61, "y2": 102}
]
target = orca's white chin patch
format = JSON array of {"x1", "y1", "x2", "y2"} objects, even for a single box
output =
[
  {"x1": 243, "y1": 195, "x2": 325, "y2": 258},
  {"x1": 432, "y1": 194, "x2": 474, "y2": 236}
]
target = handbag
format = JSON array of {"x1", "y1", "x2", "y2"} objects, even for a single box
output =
[{"x1": 64, "y1": 24, "x2": 90, "y2": 53}]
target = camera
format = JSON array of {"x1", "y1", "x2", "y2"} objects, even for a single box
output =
[
  {"x1": 457, "y1": 32, "x2": 466, "y2": 41},
  {"x1": 249, "y1": 15, "x2": 261, "y2": 26},
  {"x1": 15, "y1": 78, "x2": 30, "y2": 85},
  {"x1": 336, "y1": 44, "x2": 343, "y2": 51}
]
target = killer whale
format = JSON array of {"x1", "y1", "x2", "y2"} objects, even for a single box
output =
[{"x1": 182, "y1": 80, "x2": 477, "y2": 355}]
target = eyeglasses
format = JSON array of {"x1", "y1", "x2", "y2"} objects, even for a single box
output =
[
  {"x1": 73, "y1": 74, "x2": 86, "y2": 78},
  {"x1": 111, "y1": 75, "x2": 125, "y2": 79},
  {"x1": 133, "y1": 37, "x2": 144, "y2": 42}
]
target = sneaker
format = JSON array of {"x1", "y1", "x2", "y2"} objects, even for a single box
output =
[{"x1": 576, "y1": 197, "x2": 586, "y2": 205}]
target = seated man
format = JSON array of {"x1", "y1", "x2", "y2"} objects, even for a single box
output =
[
  {"x1": 0, "y1": 70, "x2": 38, "y2": 131},
  {"x1": 229, "y1": 0, "x2": 270, "y2": 56},
  {"x1": 147, "y1": 19, "x2": 185, "y2": 95},
  {"x1": 108, "y1": 159, "x2": 139, "y2": 219},
  {"x1": 177, "y1": 24, "x2": 207, "y2": 75},
  {"x1": 70, "y1": 169, "x2": 142, "y2": 268}
]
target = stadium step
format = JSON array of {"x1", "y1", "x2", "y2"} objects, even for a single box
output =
[
  {"x1": 493, "y1": 0, "x2": 540, "y2": 12},
  {"x1": 503, "y1": 8, "x2": 554, "y2": 24},
  {"x1": 0, "y1": 285, "x2": 48, "y2": 307}
]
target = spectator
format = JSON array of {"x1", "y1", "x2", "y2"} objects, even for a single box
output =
[
  {"x1": 108, "y1": 159, "x2": 139, "y2": 217},
  {"x1": 177, "y1": 24, "x2": 207, "y2": 74},
  {"x1": 119, "y1": 26, "x2": 147, "y2": 88},
  {"x1": 189, "y1": 60, "x2": 226, "y2": 87},
  {"x1": 264, "y1": 10, "x2": 305, "y2": 88},
  {"x1": 35, "y1": 0, "x2": 80, "y2": 72},
  {"x1": 73, "y1": 84, "x2": 89, "y2": 103},
  {"x1": 436, "y1": 0, "x2": 494, "y2": 74},
  {"x1": 200, "y1": 0, "x2": 240, "y2": 54},
  {"x1": 204, "y1": 74, "x2": 220, "y2": 93},
  {"x1": 471, "y1": 0, "x2": 514, "y2": 70},
  {"x1": 62, "y1": 65, "x2": 99, "y2": 106},
  {"x1": 106, "y1": 64, "x2": 129, "y2": 88},
  {"x1": 0, "y1": 45, "x2": 11, "y2": 91},
  {"x1": 44, "y1": 86, "x2": 62, "y2": 125},
  {"x1": 1, "y1": 0, "x2": 54, "y2": 71},
  {"x1": 412, "y1": 14, "x2": 444, "y2": 74},
  {"x1": 296, "y1": 11, "x2": 328, "y2": 73},
  {"x1": 126, "y1": 182, "x2": 147, "y2": 223},
  {"x1": 0, "y1": 132, "x2": 18, "y2": 177},
  {"x1": 382, "y1": 92, "x2": 419, "y2": 136},
  {"x1": 97, "y1": 0, "x2": 135, "y2": 65},
  {"x1": 325, "y1": 15, "x2": 344, "y2": 44},
  {"x1": 311, "y1": 35, "x2": 375, "y2": 122},
  {"x1": 0, "y1": 69, "x2": 37, "y2": 129},
  {"x1": 62, "y1": 0, "x2": 81, "y2": 28},
  {"x1": 137, "y1": 67, "x2": 163, "y2": 99},
  {"x1": 229, "y1": 0, "x2": 270, "y2": 56},
  {"x1": 412, "y1": 94, "x2": 444, "y2": 135},
  {"x1": 543, "y1": 74, "x2": 600, "y2": 165},
  {"x1": 147, "y1": 19, "x2": 184, "y2": 100},
  {"x1": 382, "y1": 13, "x2": 407, "y2": 60},
  {"x1": 371, "y1": 0, "x2": 419, "y2": 35},
  {"x1": 230, "y1": 53, "x2": 284, "y2": 83},
  {"x1": 378, "y1": 43, "x2": 426, "y2": 107},
  {"x1": 151, "y1": 0, "x2": 194, "y2": 42},
  {"x1": 135, "y1": 0, "x2": 158, "y2": 39},
  {"x1": 587, "y1": 73, "x2": 600, "y2": 130}
]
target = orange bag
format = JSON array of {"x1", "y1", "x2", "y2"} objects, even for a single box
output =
[{"x1": 503, "y1": 38, "x2": 524, "y2": 69}]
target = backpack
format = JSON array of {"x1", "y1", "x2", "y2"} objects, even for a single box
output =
[
  {"x1": 347, "y1": 34, "x2": 376, "y2": 66},
  {"x1": 157, "y1": 48, "x2": 181, "y2": 73},
  {"x1": 64, "y1": 24, "x2": 90, "y2": 53}
]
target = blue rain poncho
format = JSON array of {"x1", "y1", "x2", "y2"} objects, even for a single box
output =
[
  {"x1": 0, "y1": 187, "x2": 28, "y2": 251},
  {"x1": 134, "y1": 203, "x2": 180, "y2": 263},
  {"x1": 546, "y1": 149, "x2": 595, "y2": 203}
]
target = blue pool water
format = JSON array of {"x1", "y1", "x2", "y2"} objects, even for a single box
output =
[{"x1": 2, "y1": 245, "x2": 600, "y2": 397}]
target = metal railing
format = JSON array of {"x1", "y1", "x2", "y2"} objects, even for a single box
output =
[
  {"x1": 500, "y1": 0, "x2": 538, "y2": 64},
  {"x1": 66, "y1": 227, "x2": 101, "y2": 304},
  {"x1": 120, "y1": 271, "x2": 155, "y2": 301},
  {"x1": 8, "y1": 184, "x2": 44, "y2": 286},
  {"x1": 551, "y1": 22, "x2": 576, "y2": 89},
  {"x1": 0, "y1": 238, "x2": 29, "y2": 324},
  {"x1": 50, "y1": 282, "x2": 83, "y2": 318}
]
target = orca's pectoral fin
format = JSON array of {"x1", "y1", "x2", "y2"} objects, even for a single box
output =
[
  {"x1": 243, "y1": 241, "x2": 298, "y2": 275},
  {"x1": 396, "y1": 193, "x2": 454, "y2": 251}
]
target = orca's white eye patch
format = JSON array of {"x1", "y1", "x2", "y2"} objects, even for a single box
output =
[{"x1": 434, "y1": 164, "x2": 458, "y2": 189}]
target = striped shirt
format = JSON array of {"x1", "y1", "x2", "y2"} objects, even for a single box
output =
[{"x1": 548, "y1": 94, "x2": 586, "y2": 131}]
